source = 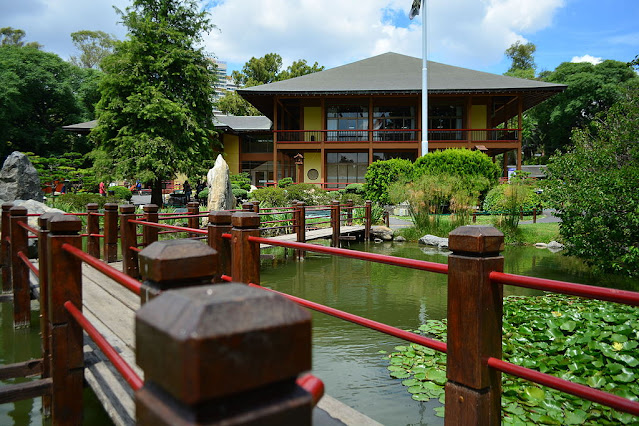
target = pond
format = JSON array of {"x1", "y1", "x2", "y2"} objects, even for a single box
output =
[
  {"x1": 260, "y1": 241, "x2": 639, "y2": 425},
  {"x1": 1, "y1": 242, "x2": 637, "y2": 425}
]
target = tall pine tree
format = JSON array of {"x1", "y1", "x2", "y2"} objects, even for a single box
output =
[{"x1": 92, "y1": 0, "x2": 218, "y2": 205}]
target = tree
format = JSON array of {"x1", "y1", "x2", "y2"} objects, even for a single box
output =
[
  {"x1": 69, "y1": 30, "x2": 117, "y2": 69},
  {"x1": 0, "y1": 45, "x2": 88, "y2": 163},
  {"x1": 217, "y1": 53, "x2": 324, "y2": 116},
  {"x1": 544, "y1": 90, "x2": 639, "y2": 276},
  {"x1": 504, "y1": 41, "x2": 536, "y2": 78},
  {"x1": 531, "y1": 60, "x2": 639, "y2": 154},
  {"x1": 91, "y1": 0, "x2": 218, "y2": 206},
  {"x1": 0, "y1": 27, "x2": 42, "y2": 49},
  {"x1": 629, "y1": 54, "x2": 639, "y2": 70}
]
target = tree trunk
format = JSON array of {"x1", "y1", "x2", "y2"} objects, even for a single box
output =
[{"x1": 151, "y1": 178, "x2": 163, "y2": 207}]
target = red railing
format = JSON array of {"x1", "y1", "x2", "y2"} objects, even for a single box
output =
[{"x1": 274, "y1": 128, "x2": 520, "y2": 143}]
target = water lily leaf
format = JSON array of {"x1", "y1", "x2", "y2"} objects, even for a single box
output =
[
  {"x1": 613, "y1": 372, "x2": 635, "y2": 383},
  {"x1": 564, "y1": 409, "x2": 587, "y2": 425},
  {"x1": 377, "y1": 350, "x2": 387, "y2": 354},
  {"x1": 523, "y1": 386, "x2": 545, "y2": 403},
  {"x1": 411, "y1": 393, "x2": 430, "y2": 402},
  {"x1": 611, "y1": 333, "x2": 628, "y2": 343},
  {"x1": 433, "y1": 406, "x2": 445, "y2": 417},
  {"x1": 438, "y1": 393, "x2": 445, "y2": 404},
  {"x1": 408, "y1": 385, "x2": 427, "y2": 394},
  {"x1": 390, "y1": 371, "x2": 410, "y2": 379},
  {"x1": 394, "y1": 346, "x2": 408, "y2": 351},
  {"x1": 622, "y1": 341, "x2": 638, "y2": 351},
  {"x1": 560, "y1": 320, "x2": 577, "y2": 332},
  {"x1": 387, "y1": 365, "x2": 405, "y2": 372},
  {"x1": 402, "y1": 378, "x2": 420, "y2": 387},
  {"x1": 423, "y1": 381, "x2": 443, "y2": 391},
  {"x1": 537, "y1": 414, "x2": 561, "y2": 425},
  {"x1": 618, "y1": 354, "x2": 639, "y2": 367},
  {"x1": 587, "y1": 376, "x2": 606, "y2": 388},
  {"x1": 606, "y1": 362, "x2": 624, "y2": 374},
  {"x1": 425, "y1": 369, "x2": 447, "y2": 385},
  {"x1": 413, "y1": 372, "x2": 426, "y2": 380},
  {"x1": 389, "y1": 357, "x2": 404, "y2": 365}
]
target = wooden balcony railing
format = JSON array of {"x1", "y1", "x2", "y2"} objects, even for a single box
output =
[{"x1": 274, "y1": 129, "x2": 520, "y2": 143}]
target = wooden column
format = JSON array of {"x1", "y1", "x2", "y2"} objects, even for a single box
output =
[
  {"x1": 207, "y1": 211, "x2": 232, "y2": 283},
  {"x1": 37, "y1": 212, "x2": 61, "y2": 417},
  {"x1": 231, "y1": 212, "x2": 260, "y2": 285},
  {"x1": 103, "y1": 203, "x2": 118, "y2": 262},
  {"x1": 273, "y1": 96, "x2": 279, "y2": 185},
  {"x1": 119, "y1": 205, "x2": 139, "y2": 278},
  {"x1": 137, "y1": 239, "x2": 216, "y2": 304},
  {"x1": 517, "y1": 95, "x2": 523, "y2": 171},
  {"x1": 1, "y1": 202, "x2": 13, "y2": 292},
  {"x1": 365, "y1": 200, "x2": 372, "y2": 241},
  {"x1": 47, "y1": 214, "x2": 84, "y2": 426},
  {"x1": 135, "y1": 283, "x2": 313, "y2": 425},
  {"x1": 142, "y1": 204, "x2": 159, "y2": 247},
  {"x1": 330, "y1": 200, "x2": 340, "y2": 247},
  {"x1": 86, "y1": 203, "x2": 100, "y2": 259},
  {"x1": 445, "y1": 226, "x2": 504, "y2": 426},
  {"x1": 187, "y1": 201, "x2": 200, "y2": 238},
  {"x1": 346, "y1": 199, "x2": 354, "y2": 226},
  {"x1": 9, "y1": 206, "x2": 29, "y2": 328},
  {"x1": 296, "y1": 202, "x2": 306, "y2": 260}
]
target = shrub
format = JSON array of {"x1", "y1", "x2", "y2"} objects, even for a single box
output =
[
  {"x1": 250, "y1": 187, "x2": 288, "y2": 207},
  {"x1": 53, "y1": 193, "x2": 121, "y2": 211},
  {"x1": 108, "y1": 185, "x2": 133, "y2": 201},
  {"x1": 198, "y1": 188, "x2": 209, "y2": 200},
  {"x1": 232, "y1": 188, "x2": 248, "y2": 200},
  {"x1": 345, "y1": 183, "x2": 365, "y2": 195},
  {"x1": 413, "y1": 148, "x2": 501, "y2": 185},
  {"x1": 277, "y1": 177, "x2": 294, "y2": 188},
  {"x1": 230, "y1": 172, "x2": 251, "y2": 191},
  {"x1": 364, "y1": 158, "x2": 414, "y2": 205},
  {"x1": 483, "y1": 175, "x2": 542, "y2": 230}
]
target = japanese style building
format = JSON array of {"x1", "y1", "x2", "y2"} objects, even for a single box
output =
[{"x1": 226, "y1": 52, "x2": 565, "y2": 188}]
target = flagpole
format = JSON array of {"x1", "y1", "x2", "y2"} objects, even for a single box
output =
[{"x1": 421, "y1": 0, "x2": 428, "y2": 156}]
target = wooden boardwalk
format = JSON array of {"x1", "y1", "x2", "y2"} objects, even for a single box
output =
[{"x1": 261, "y1": 225, "x2": 365, "y2": 248}]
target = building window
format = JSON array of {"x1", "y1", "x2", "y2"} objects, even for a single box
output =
[
  {"x1": 326, "y1": 152, "x2": 368, "y2": 188},
  {"x1": 372, "y1": 151, "x2": 417, "y2": 162},
  {"x1": 241, "y1": 133, "x2": 273, "y2": 153},
  {"x1": 241, "y1": 161, "x2": 273, "y2": 187},
  {"x1": 326, "y1": 105, "x2": 368, "y2": 141},
  {"x1": 429, "y1": 104, "x2": 463, "y2": 140},
  {"x1": 373, "y1": 106, "x2": 416, "y2": 141}
]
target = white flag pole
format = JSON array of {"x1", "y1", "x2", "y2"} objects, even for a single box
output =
[{"x1": 421, "y1": 0, "x2": 428, "y2": 156}]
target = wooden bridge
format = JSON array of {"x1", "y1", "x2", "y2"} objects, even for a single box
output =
[{"x1": 1, "y1": 201, "x2": 638, "y2": 425}]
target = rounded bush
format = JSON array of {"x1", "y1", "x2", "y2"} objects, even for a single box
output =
[{"x1": 108, "y1": 185, "x2": 133, "y2": 201}]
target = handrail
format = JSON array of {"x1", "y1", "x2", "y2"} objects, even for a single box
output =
[
  {"x1": 487, "y1": 357, "x2": 639, "y2": 416},
  {"x1": 61, "y1": 243, "x2": 142, "y2": 295},
  {"x1": 129, "y1": 219, "x2": 207, "y2": 235},
  {"x1": 64, "y1": 301, "x2": 143, "y2": 391},
  {"x1": 247, "y1": 236, "x2": 448, "y2": 274},
  {"x1": 490, "y1": 271, "x2": 639, "y2": 306},
  {"x1": 17, "y1": 221, "x2": 40, "y2": 236},
  {"x1": 18, "y1": 251, "x2": 39, "y2": 278}
]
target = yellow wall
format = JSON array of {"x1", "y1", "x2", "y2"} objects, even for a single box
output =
[
  {"x1": 471, "y1": 105, "x2": 487, "y2": 141},
  {"x1": 304, "y1": 152, "x2": 322, "y2": 183},
  {"x1": 223, "y1": 134, "x2": 240, "y2": 174},
  {"x1": 303, "y1": 107, "x2": 322, "y2": 142}
]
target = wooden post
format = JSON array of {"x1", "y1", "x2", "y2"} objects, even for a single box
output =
[
  {"x1": 231, "y1": 212, "x2": 260, "y2": 285},
  {"x1": 38, "y1": 212, "x2": 61, "y2": 417},
  {"x1": 383, "y1": 210, "x2": 390, "y2": 227},
  {"x1": 9, "y1": 206, "x2": 30, "y2": 328},
  {"x1": 207, "y1": 211, "x2": 232, "y2": 282},
  {"x1": 445, "y1": 226, "x2": 504, "y2": 425},
  {"x1": 365, "y1": 200, "x2": 372, "y2": 241},
  {"x1": 346, "y1": 199, "x2": 354, "y2": 226},
  {"x1": 330, "y1": 200, "x2": 340, "y2": 247},
  {"x1": 47, "y1": 214, "x2": 84, "y2": 425},
  {"x1": 473, "y1": 211, "x2": 477, "y2": 223},
  {"x1": 86, "y1": 203, "x2": 100, "y2": 259},
  {"x1": 119, "y1": 205, "x2": 139, "y2": 278},
  {"x1": 1, "y1": 202, "x2": 13, "y2": 292},
  {"x1": 242, "y1": 202, "x2": 253, "y2": 212},
  {"x1": 296, "y1": 202, "x2": 306, "y2": 260},
  {"x1": 142, "y1": 204, "x2": 159, "y2": 247},
  {"x1": 137, "y1": 239, "x2": 217, "y2": 304},
  {"x1": 103, "y1": 203, "x2": 118, "y2": 262},
  {"x1": 187, "y1": 201, "x2": 200, "y2": 238},
  {"x1": 251, "y1": 200, "x2": 260, "y2": 213},
  {"x1": 519, "y1": 206, "x2": 524, "y2": 220},
  {"x1": 533, "y1": 207, "x2": 537, "y2": 224},
  {"x1": 135, "y1": 283, "x2": 313, "y2": 425}
]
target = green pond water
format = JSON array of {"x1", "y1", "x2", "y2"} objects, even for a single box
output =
[{"x1": 1, "y1": 242, "x2": 637, "y2": 425}]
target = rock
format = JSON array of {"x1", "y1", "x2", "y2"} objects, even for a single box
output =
[
  {"x1": 418, "y1": 234, "x2": 449, "y2": 249},
  {"x1": 547, "y1": 241, "x2": 564, "y2": 252},
  {"x1": 10, "y1": 199, "x2": 64, "y2": 258},
  {"x1": 206, "y1": 155, "x2": 235, "y2": 212},
  {"x1": 371, "y1": 226, "x2": 393, "y2": 241},
  {"x1": 534, "y1": 243, "x2": 548, "y2": 248},
  {"x1": 374, "y1": 238, "x2": 383, "y2": 243},
  {"x1": 0, "y1": 152, "x2": 43, "y2": 202},
  {"x1": 395, "y1": 236, "x2": 406, "y2": 242}
]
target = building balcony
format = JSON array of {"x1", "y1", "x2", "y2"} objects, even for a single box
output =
[{"x1": 274, "y1": 129, "x2": 520, "y2": 145}]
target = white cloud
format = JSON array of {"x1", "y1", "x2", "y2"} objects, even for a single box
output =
[
  {"x1": 570, "y1": 54, "x2": 602, "y2": 65},
  {"x1": 204, "y1": 0, "x2": 565, "y2": 72}
]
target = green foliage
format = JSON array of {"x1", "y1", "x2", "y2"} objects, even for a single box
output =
[
  {"x1": 345, "y1": 183, "x2": 365, "y2": 195},
  {"x1": 277, "y1": 177, "x2": 294, "y2": 188},
  {"x1": 413, "y1": 149, "x2": 500, "y2": 188},
  {"x1": 531, "y1": 60, "x2": 639, "y2": 154},
  {"x1": 232, "y1": 188, "x2": 248, "y2": 200},
  {"x1": 198, "y1": 188, "x2": 208, "y2": 200},
  {"x1": 249, "y1": 183, "x2": 332, "y2": 208},
  {"x1": 0, "y1": 27, "x2": 42, "y2": 49},
  {"x1": 364, "y1": 158, "x2": 414, "y2": 205},
  {"x1": 216, "y1": 90, "x2": 261, "y2": 116},
  {"x1": 53, "y1": 193, "x2": 120, "y2": 211},
  {"x1": 504, "y1": 41, "x2": 536, "y2": 76},
  {"x1": 482, "y1": 176, "x2": 542, "y2": 230},
  {"x1": 0, "y1": 45, "x2": 91, "y2": 162},
  {"x1": 27, "y1": 152, "x2": 93, "y2": 190},
  {"x1": 230, "y1": 172, "x2": 251, "y2": 191},
  {"x1": 387, "y1": 294, "x2": 639, "y2": 424},
  {"x1": 250, "y1": 186, "x2": 288, "y2": 207},
  {"x1": 69, "y1": 30, "x2": 116, "y2": 69},
  {"x1": 91, "y1": 0, "x2": 218, "y2": 205},
  {"x1": 108, "y1": 185, "x2": 132, "y2": 201},
  {"x1": 544, "y1": 90, "x2": 639, "y2": 276}
]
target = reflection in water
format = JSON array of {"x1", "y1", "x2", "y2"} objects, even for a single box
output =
[{"x1": 262, "y1": 242, "x2": 639, "y2": 425}]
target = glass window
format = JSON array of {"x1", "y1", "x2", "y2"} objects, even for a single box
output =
[
  {"x1": 241, "y1": 133, "x2": 273, "y2": 153},
  {"x1": 326, "y1": 105, "x2": 368, "y2": 141},
  {"x1": 326, "y1": 152, "x2": 368, "y2": 188},
  {"x1": 372, "y1": 151, "x2": 417, "y2": 162},
  {"x1": 373, "y1": 106, "x2": 416, "y2": 141},
  {"x1": 429, "y1": 104, "x2": 464, "y2": 140}
]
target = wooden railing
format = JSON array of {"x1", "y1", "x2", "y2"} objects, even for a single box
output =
[{"x1": 1, "y1": 201, "x2": 638, "y2": 425}]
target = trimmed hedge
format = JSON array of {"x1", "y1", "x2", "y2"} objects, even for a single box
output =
[
  {"x1": 364, "y1": 158, "x2": 414, "y2": 205},
  {"x1": 413, "y1": 148, "x2": 501, "y2": 184}
]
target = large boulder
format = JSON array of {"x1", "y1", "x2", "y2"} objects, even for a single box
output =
[
  {"x1": 370, "y1": 226, "x2": 394, "y2": 241},
  {"x1": 0, "y1": 152, "x2": 43, "y2": 202},
  {"x1": 207, "y1": 155, "x2": 235, "y2": 212},
  {"x1": 418, "y1": 234, "x2": 449, "y2": 249}
]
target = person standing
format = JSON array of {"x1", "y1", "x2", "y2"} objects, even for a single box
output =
[
  {"x1": 99, "y1": 181, "x2": 106, "y2": 197},
  {"x1": 183, "y1": 180, "x2": 192, "y2": 203}
]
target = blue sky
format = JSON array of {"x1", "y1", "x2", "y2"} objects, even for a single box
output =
[{"x1": 1, "y1": 0, "x2": 637, "y2": 77}]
